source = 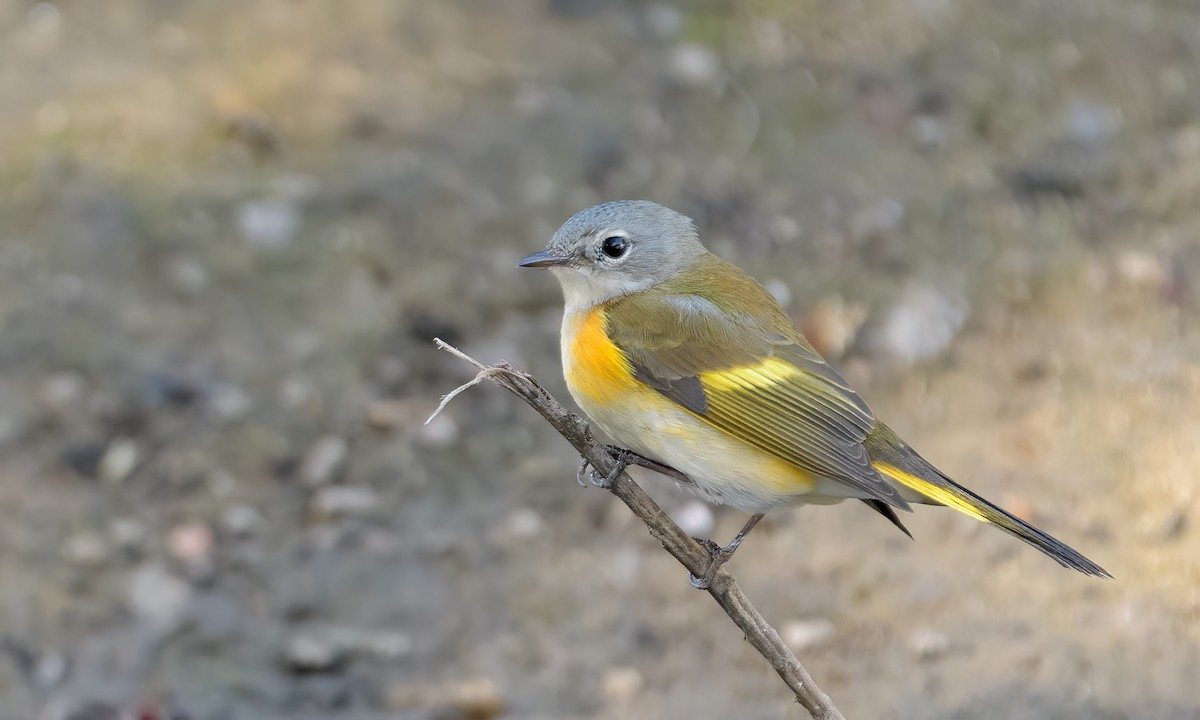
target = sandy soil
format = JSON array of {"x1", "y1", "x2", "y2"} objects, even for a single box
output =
[{"x1": 0, "y1": 1, "x2": 1198, "y2": 718}]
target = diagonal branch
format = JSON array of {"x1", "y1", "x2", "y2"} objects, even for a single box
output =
[{"x1": 429, "y1": 339, "x2": 846, "y2": 720}]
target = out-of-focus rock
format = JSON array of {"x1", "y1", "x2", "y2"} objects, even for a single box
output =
[
  {"x1": 1064, "y1": 101, "x2": 1122, "y2": 145},
  {"x1": 489, "y1": 508, "x2": 544, "y2": 544},
  {"x1": 168, "y1": 257, "x2": 209, "y2": 294},
  {"x1": 312, "y1": 486, "x2": 377, "y2": 518},
  {"x1": 39, "y1": 372, "x2": 86, "y2": 414},
  {"x1": 782, "y1": 618, "x2": 837, "y2": 651},
  {"x1": 603, "y1": 667, "x2": 644, "y2": 704},
  {"x1": 851, "y1": 198, "x2": 905, "y2": 241},
  {"x1": 237, "y1": 199, "x2": 299, "y2": 252},
  {"x1": 64, "y1": 533, "x2": 108, "y2": 568},
  {"x1": 863, "y1": 282, "x2": 968, "y2": 364},
  {"x1": 668, "y1": 43, "x2": 721, "y2": 88},
  {"x1": 109, "y1": 518, "x2": 147, "y2": 552},
  {"x1": 281, "y1": 626, "x2": 412, "y2": 674},
  {"x1": 421, "y1": 414, "x2": 459, "y2": 447},
  {"x1": 671, "y1": 500, "x2": 715, "y2": 538},
  {"x1": 99, "y1": 439, "x2": 139, "y2": 483},
  {"x1": 1114, "y1": 250, "x2": 1168, "y2": 291},
  {"x1": 207, "y1": 383, "x2": 252, "y2": 422},
  {"x1": 366, "y1": 399, "x2": 411, "y2": 430},
  {"x1": 909, "y1": 627, "x2": 950, "y2": 660},
  {"x1": 34, "y1": 650, "x2": 68, "y2": 689},
  {"x1": 800, "y1": 296, "x2": 868, "y2": 359},
  {"x1": 764, "y1": 279, "x2": 792, "y2": 308},
  {"x1": 127, "y1": 565, "x2": 193, "y2": 634},
  {"x1": 222, "y1": 504, "x2": 262, "y2": 537},
  {"x1": 281, "y1": 634, "x2": 346, "y2": 674},
  {"x1": 167, "y1": 523, "x2": 215, "y2": 572},
  {"x1": 301, "y1": 435, "x2": 348, "y2": 487}
]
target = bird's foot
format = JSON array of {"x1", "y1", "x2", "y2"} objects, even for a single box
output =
[
  {"x1": 687, "y1": 513, "x2": 766, "y2": 590},
  {"x1": 576, "y1": 447, "x2": 633, "y2": 489},
  {"x1": 688, "y1": 539, "x2": 731, "y2": 590}
]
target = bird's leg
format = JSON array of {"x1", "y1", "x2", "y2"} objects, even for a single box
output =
[
  {"x1": 577, "y1": 445, "x2": 694, "y2": 488},
  {"x1": 689, "y1": 513, "x2": 766, "y2": 590}
]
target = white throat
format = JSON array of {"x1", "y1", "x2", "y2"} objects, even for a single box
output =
[{"x1": 552, "y1": 266, "x2": 648, "y2": 314}]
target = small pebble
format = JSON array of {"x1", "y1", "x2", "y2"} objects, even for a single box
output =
[
  {"x1": 445, "y1": 678, "x2": 505, "y2": 720},
  {"x1": 169, "y1": 257, "x2": 209, "y2": 294},
  {"x1": 607, "y1": 546, "x2": 641, "y2": 587},
  {"x1": 64, "y1": 533, "x2": 108, "y2": 568},
  {"x1": 491, "y1": 508, "x2": 544, "y2": 543},
  {"x1": 851, "y1": 198, "x2": 905, "y2": 241},
  {"x1": 668, "y1": 43, "x2": 721, "y2": 88},
  {"x1": 672, "y1": 501, "x2": 715, "y2": 538},
  {"x1": 1115, "y1": 250, "x2": 1167, "y2": 291},
  {"x1": 602, "y1": 667, "x2": 643, "y2": 703},
  {"x1": 764, "y1": 279, "x2": 792, "y2": 308},
  {"x1": 782, "y1": 618, "x2": 837, "y2": 651},
  {"x1": 99, "y1": 439, "x2": 139, "y2": 483},
  {"x1": 238, "y1": 199, "x2": 299, "y2": 252},
  {"x1": 39, "y1": 373, "x2": 85, "y2": 413},
  {"x1": 207, "y1": 383, "x2": 252, "y2": 422},
  {"x1": 34, "y1": 651, "x2": 68, "y2": 689},
  {"x1": 279, "y1": 376, "x2": 317, "y2": 409},
  {"x1": 207, "y1": 469, "x2": 237, "y2": 497},
  {"x1": 109, "y1": 518, "x2": 147, "y2": 551},
  {"x1": 312, "y1": 486, "x2": 377, "y2": 518},
  {"x1": 301, "y1": 435, "x2": 348, "y2": 487},
  {"x1": 127, "y1": 565, "x2": 193, "y2": 633},
  {"x1": 801, "y1": 296, "x2": 868, "y2": 359},
  {"x1": 421, "y1": 415, "x2": 459, "y2": 447},
  {"x1": 866, "y1": 282, "x2": 968, "y2": 364},
  {"x1": 366, "y1": 399, "x2": 411, "y2": 430},
  {"x1": 222, "y1": 504, "x2": 262, "y2": 537},
  {"x1": 282, "y1": 634, "x2": 346, "y2": 674},
  {"x1": 909, "y1": 628, "x2": 950, "y2": 660},
  {"x1": 1065, "y1": 100, "x2": 1122, "y2": 144},
  {"x1": 167, "y1": 523, "x2": 215, "y2": 569}
]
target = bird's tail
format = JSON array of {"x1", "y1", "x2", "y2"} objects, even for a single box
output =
[{"x1": 866, "y1": 426, "x2": 1111, "y2": 578}]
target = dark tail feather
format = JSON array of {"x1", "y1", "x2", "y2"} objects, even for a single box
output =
[
  {"x1": 875, "y1": 460, "x2": 1112, "y2": 578},
  {"x1": 862, "y1": 499, "x2": 913, "y2": 539}
]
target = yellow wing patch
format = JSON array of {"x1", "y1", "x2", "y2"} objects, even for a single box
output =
[{"x1": 702, "y1": 357, "x2": 798, "y2": 389}]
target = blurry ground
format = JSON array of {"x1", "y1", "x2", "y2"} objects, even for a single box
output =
[{"x1": 1, "y1": 0, "x2": 1199, "y2": 718}]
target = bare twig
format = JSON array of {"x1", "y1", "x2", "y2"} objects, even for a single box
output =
[{"x1": 429, "y1": 339, "x2": 846, "y2": 720}]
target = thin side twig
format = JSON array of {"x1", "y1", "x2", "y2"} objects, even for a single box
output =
[{"x1": 430, "y1": 338, "x2": 846, "y2": 720}]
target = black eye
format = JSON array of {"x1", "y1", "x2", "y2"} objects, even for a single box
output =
[{"x1": 601, "y1": 236, "x2": 628, "y2": 258}]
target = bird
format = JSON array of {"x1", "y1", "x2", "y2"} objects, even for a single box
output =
[{"x1": 519, "y1": 200, "x2": 1109, "y2": 587}]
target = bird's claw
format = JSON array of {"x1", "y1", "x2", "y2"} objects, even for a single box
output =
[
  {"x1": 688, "y1": 539, "x2": 730, "y2": 590},
  {"x1": 576, "y1": 448, "x2": 632, "y2": 489}
]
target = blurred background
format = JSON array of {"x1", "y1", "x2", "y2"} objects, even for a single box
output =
[{"x1": 1, "y1": 1, "x2": 1198, "y2": 718}]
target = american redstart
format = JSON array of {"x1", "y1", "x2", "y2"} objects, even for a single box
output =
[{"x1": 520, "y1": 200, "x2": 1109, "y2": 587}]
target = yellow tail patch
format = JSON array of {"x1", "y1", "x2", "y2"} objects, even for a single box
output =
[{"x1": 873, "y1": 461, "x2": 990, "y2": 523}]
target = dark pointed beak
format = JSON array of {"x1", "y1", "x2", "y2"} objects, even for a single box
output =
[{"x1": 517, "y1": 250, "x2": 571, "y2": 268}]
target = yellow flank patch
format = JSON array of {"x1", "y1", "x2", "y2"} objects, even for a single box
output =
[
  {"x1": 874, "y1": 462, "x2": 990, "y2": 523},
  {"x1": 565, "y1": 307, "x2": 639, "y2": 404}
]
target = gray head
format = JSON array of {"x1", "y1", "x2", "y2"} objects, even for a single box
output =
[{"x1": 519, "y1": 200, "x2": 708, "y2": 311}]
